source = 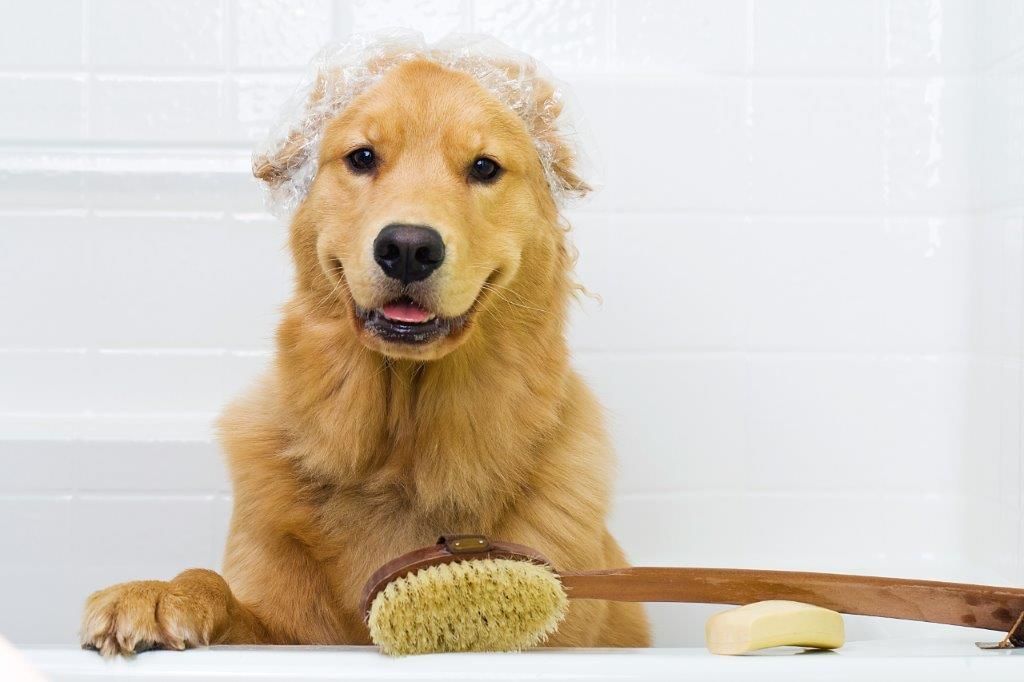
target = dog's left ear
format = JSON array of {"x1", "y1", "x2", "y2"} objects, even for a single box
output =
[{"x1": 525, "y1": 76, "x2": 591, "y2": 198}]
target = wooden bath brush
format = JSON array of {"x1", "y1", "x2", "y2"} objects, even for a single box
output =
[{"x1": 361, "y1": 535, "x2": 1024, "y2": 656}]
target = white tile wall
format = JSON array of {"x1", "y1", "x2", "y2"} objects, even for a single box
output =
[
  {"x1": 885, "y1": 0, "x2": 973, "y2": 74},
  {"x1": 89, "y1": 0, "x2": 226, "y2": 69},
  {"x1": 234, "y1": 0, "x2": 333, "y2": 68},
  {"x1": 752, "y1": 0, "x2": 881, "y2": 75},
  {"x1": 0, "y1": 0, "x2": 83, "y2": 68},
  {"x1": 1, "y1": 0, "x2": 1022, "y2": 649},
  {"x1": 90, "y1": 76, "x2": 226, "y2": 142},
  {"x1": 344, "y1": 0, "x2": 468, "y2": 41},
  {"x1": 611, "y1": 0, "x2": 747, "y2": 74},
  {"x1": 750, "y1": 79, "x2": 884, "y2": 211},
  {"x1": 0, "y1": 76, "x2": 86, "y2": 140},
  {"x1": 473, "y1": 0, "x2": 609, "y2": 71}
]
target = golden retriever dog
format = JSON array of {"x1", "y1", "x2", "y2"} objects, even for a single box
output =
[{"x1": 80, "y1": 47, "x2": 650, "y2": 656}]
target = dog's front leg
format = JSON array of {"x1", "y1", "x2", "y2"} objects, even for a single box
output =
[{"x1": 80, "y1": 568, "x2": 271, "y2": 656}]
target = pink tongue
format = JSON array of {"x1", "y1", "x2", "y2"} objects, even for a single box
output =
[{"x1": 381, "y1": 300, "x2": 433, "y2": 323}]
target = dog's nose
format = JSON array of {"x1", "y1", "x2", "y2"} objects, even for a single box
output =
[{"x1": 373, "y1": 224, "x2": 445, "y2": 284}]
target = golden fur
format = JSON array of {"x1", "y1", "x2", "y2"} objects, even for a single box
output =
[{"x1": 80, "y1": 58, "x2": 650, "y2": 656}]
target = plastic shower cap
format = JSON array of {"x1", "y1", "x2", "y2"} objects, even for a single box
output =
[{"x1": 253, "y1": 30, "x2": 591, "y2": 218}]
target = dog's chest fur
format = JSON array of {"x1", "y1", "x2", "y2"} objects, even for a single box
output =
[{"x1": 275, "y1": 447, "x2": 520, "y2": 637}]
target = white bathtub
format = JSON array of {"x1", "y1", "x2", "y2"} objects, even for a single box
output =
[{"x1": 20, "y1": 641, "x2": 1024, "y2": 682}]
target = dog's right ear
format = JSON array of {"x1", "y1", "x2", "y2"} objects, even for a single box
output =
[
  {"x1": 252, "y1": 128, "x2": 307, "y2": 186},
  {"x1": 251, "y1": 71, "x2": 332, "y2": 188}
]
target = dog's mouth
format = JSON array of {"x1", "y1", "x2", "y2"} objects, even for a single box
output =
[{"x1": 355, "y1": 296, "x2": 471, "y2": 345}]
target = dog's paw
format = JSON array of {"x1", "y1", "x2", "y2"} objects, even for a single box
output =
[{"x1": 80, "y1": 569, "x2": 232, "y2": 657}]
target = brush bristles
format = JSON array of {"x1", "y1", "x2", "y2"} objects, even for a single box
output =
[{"x1": 367, "y1": 558, "x2": 568, "y2": 655}]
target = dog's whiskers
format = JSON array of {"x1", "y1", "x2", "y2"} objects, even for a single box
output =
[
  {"x1": 461, "y1": 263, "x2": 549, "y2": 316},
  {"x1": 479, "y1": 282, "x2": 548, "y2": 315},
  {"x1": 308, "y1": 260, "x2": 350, "y2": 317}
]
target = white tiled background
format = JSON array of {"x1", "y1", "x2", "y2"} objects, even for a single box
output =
[{"x1": 1, "y1": 0, "x2": 1023, "y2": 648}]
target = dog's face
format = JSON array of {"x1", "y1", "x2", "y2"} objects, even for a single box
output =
[
  {"x1": 309, "y1": 61, "x2": 544, "y2": 360},
  {"x1": 258, "y1": 58, "x2": 585, "y2": 361}
]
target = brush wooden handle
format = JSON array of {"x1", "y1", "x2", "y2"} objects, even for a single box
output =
[
  {"x1": 560, "y1": 567, "x2": 1024, "y2": 633},
  {"x1": 363, "y1": 537, "x2": 1024, "y2": 642}
]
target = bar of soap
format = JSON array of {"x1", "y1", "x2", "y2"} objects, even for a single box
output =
[{"x1": 705, "y1": 600, "x2": 844, "y2": 655}]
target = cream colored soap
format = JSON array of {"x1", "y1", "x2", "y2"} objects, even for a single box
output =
[{"x1": 705, "y1": 600, "x2": 845, "y2": 655}]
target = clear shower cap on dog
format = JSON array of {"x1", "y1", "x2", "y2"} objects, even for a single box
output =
[{"x1": 253, "y1": 29, "x2": 594, "y2": 218}]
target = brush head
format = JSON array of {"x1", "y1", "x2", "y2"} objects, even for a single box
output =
[
  {"x1": 367, "y1": 558, "x2": 567, "y2": 655},
  {"x1": 362, "y1": 536, "x2": 568, "y2": 655}
]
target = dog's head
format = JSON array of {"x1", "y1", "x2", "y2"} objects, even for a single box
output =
[{"x1": 255, "y1": 50, "x2": 586, "y2": 361}]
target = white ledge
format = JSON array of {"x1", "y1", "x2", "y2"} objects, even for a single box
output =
[{"x1": 22, "y1": 640, "x2": 1024, "y2": 682}]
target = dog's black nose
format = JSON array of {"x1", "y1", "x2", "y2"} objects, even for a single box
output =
[{"x1": 373, "y1": 224, "x2": 445, "y2": 284}]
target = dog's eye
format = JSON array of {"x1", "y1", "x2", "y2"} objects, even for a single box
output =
[
  {"x1": 345, "y1": 147, "x2": 377, "y2": 174},
  {"x1": 469, "y1": 157, "x2": 501, "y2": 183}
]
